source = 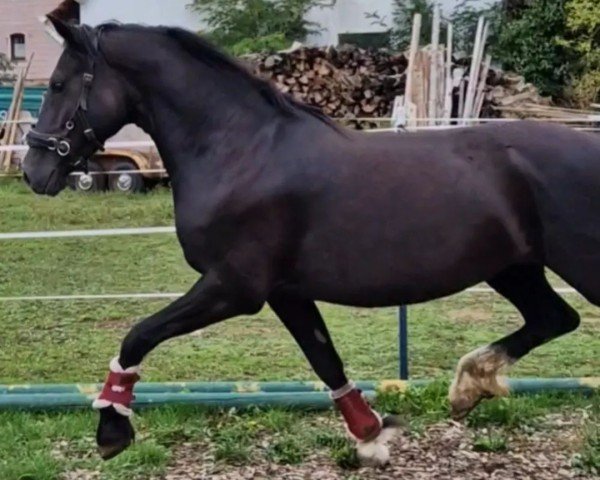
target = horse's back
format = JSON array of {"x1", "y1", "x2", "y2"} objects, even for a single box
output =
[{"x1": 291, "y1": 121, "x2": 600, "y2": 305}]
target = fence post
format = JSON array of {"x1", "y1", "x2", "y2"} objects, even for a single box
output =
[{"x1": 399, "y1": 305, "x2": 409, "y2": 380}]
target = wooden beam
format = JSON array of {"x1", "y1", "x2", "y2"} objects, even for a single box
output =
[
  {"x1": 404, "y1": 14, "x2": 422, "y2": 109},
  {"x1": 462, "y1": 17, "x2": 485, "y2": 122},
  {"x1": 1, "y1": 55, "x2": 34, "y2": 170},
  {"x1": 428, "y1": 5, "x2": 441, "y2": 125},
  {"x1": 443, "y1": 23, "x2": 454, "y2": 125},
  {"x1": 474, "y1": 54, "x2": 492, "y2": 119}
]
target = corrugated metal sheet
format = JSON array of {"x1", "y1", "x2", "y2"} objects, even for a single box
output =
[{"x1": 0, "y1": 86, "x2": 45, "y2": 117}]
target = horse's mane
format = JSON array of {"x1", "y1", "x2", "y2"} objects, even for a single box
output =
[{"x1": 100, "y1": 23, "x2": 339, "y2": 131}]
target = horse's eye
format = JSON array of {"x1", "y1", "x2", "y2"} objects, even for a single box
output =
[{"x1": 51, "y1": 81, "x2": 64, "y2": 92}]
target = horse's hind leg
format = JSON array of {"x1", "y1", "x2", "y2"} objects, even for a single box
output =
[
  {"x1": 269, "y1": 291, "x2": 400, "y2": 466},
  {"x1": 449, "y1": 264, "x2": 580, "y2": 419}
]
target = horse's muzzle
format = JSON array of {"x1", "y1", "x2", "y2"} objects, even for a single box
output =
[{"x1": 22, "y1": 149, "x2": 67, "y2": 196}]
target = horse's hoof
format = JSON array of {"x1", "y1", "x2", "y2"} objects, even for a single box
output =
[
  {"x1": 96, "y1": 406, "x2": 135, "y2": 460},
  {"x1": 98, "y1": 442, "x2": 131, "y2": 461},
  {"x1": 357, "y1": 441, "x2": 390, "y2": 467},
  {"x1": 450, "y1": 392, "x2": 493, "y2": 420},
  {"x1": 355, "y1": 416, "x2": 400, "y2": 467}
]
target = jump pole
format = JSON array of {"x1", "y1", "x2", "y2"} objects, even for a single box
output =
[{"x1": 0, "y1": 378, "x2": 597, "y2": 411}]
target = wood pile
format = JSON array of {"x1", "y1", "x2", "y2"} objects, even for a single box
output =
[
  {"x1": 246, "y1": 45, "x2": 408, "y2": 126},
  {"x1": 486, "y1": 72, "x2": 552, "y2": 116},
  {"x1": 402, "y1": 11, "x2": 498, "y2": 127},
  {"x1": 243, "y1": 11, "x2": 557, "y2": 128}
]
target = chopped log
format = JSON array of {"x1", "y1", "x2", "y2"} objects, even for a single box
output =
[{"x1": 242, "y1": 35, "x2": 548, "y2": 126}]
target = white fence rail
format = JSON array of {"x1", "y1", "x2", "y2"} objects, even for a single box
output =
[
  {"x1": 0, "y1": 223, "x2": 582, "y2": 300},
  {"x1": 0, "y1": 226, "x2": 175, "y2": 240},
  {"x1": 0, "y1": 286, "x2": 580, "y2": 303}
]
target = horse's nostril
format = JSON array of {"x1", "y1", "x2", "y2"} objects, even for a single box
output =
[{"x1": 23, "y1": 172, "x2": 30, "y2": 185}]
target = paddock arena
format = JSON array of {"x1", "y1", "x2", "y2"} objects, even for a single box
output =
[{"x1": 0, "y1": 181, "x2": 597, "y2": 479}]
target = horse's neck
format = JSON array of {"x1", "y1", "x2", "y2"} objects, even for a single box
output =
[
  {"x1": 128, "y1": 66, "x2": 283, "y2": 179},
  {"x1": 103, "y1": 28, "x2": 304, "y2": 177}
]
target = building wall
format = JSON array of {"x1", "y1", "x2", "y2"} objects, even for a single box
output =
[
  {"x1": 307, "y1": 0, "x2": 498, "y2": 45},
  {"x1": 79, "y1": 0, "x2": 198, "y2": 30},
  {"x1": 0, "y1": 0, "x2": 64, "y2": 82}
]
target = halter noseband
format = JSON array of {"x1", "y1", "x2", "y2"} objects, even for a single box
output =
[{"x1": 26, "y1": 26, "x2": 105, "y2": 171}]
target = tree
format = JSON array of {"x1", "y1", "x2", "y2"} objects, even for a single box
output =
[
  {"x1": 390, "y1": 0, "x2": 436, "y2": 50},
  {"x1": 494, "y1": 0, "x2": 572, "y2": 97},
  {"x1": 501, "y1": 0, "x2": 532, "y2": 18},
  {"x1": 390, "y1": 0, "x2": 501, "y2": 54},
  {"x1": 189, "y1": 0, "x2": 335, "y2": 55},
  {"x1": 564, "y1": 0, "x2": 600, "y2": 105}
]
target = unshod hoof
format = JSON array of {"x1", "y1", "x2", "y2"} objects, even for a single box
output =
[{"x1": 96, "y1": 406, "x2": 135, "y2": 460}]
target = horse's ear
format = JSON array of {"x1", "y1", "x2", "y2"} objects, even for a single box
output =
[{"x1": 47, "y1": 13, "x2": 79, "y2": 46}]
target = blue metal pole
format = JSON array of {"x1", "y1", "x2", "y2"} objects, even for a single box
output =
[{"x1": 399, "y1": 305, "x2": 409, "y2": 380}]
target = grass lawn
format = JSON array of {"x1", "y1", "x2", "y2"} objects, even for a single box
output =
[{"x1": 0, "y1": 180, "x2": 598, "y2": 479}]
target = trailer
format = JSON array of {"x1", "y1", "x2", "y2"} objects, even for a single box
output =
[
  {"x1": 2, "y1": 87, "x2": 168, "y2": 194},
  {"x1": 69, "y1": 148, "x2": 167, "y2": 193}
]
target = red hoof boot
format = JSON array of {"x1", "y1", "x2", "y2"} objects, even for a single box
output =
[
  {"x1": 93, "y1": 357, "x2": 140, "y2": 460},
  {"x1": 92, "y1": 357, "x2": 140, "y2": 417},
  {"x1": 332, "y1": 383, "x2": 395, "y2": 466},
  {"x1": 334, "y1": 389, "x2": 382, "y2": 442}
]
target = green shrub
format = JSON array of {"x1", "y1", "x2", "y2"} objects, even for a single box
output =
[
  {"x1": 564, "y1": 0, "x2": 600, "y2": 106},
  {"x1": 190, "y1": 0, "x2": 336, "y2": 53},
  {"x1": 229, "y1": 33, "x2": 290, "y2": 56},
  {"x1": 495, "y1": 0, "x2": 572, "y2": 97}
]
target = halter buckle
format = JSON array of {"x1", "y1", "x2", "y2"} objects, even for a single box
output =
[
  {"x1": 46, "y1": 137, "x2": 58, "y2": 151},
  {"x1": 57, "y1": 140, "x2": 71, "y2": 157}
]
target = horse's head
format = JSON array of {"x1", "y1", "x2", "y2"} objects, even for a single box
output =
[{"x1": 23, "y1": 16, "x2": 130, "y2": 196}]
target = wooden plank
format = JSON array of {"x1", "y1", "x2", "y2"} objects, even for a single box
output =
[
  {"x1": 474, "y1": 54, "x2": 492, "y2": 119},
  {"x1": 0, "y1": 72, "x2": 25, "y2": 169},
  {"x1": 428, "y1": 5, "x2": 441, "y2": 125},
  {"x1": 0, "y1": 70, "x2": 24, "y2": 145},
  {"x1": 443, "y1": 24, "x2": 454, "y2": 124},
  {"x1": 404, "y1": 14, "x2": 422, "y2": 109},
  {"x1": 1, "y1": 55, "x2": 34, "y2": 170},
  {"x1": 458, "y1": 78, "x2": 467, "y2": 119},
  {"x1": 462, "y1": 17, "x2": 485, "y2": 122},
  {"x1": 439, "y1": 49, "x2": 445, "y2": 120}
]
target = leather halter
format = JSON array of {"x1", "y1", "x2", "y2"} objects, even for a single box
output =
[{"x1": 26, "y1": 26, "x2": 105, "y2": 172}]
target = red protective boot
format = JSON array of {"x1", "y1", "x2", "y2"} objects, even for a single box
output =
[
  {"x1": 92, "y1": 357, "x2": 140, "y2": 417},
  {"x1": 332, "y1": 383, "x2": 395, "y2": 466}
]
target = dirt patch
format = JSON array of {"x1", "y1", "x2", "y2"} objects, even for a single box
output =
[
  {"x1": 449, "y1": 307, "x2": 494, "y2": 323},
  {"x1": 156, "y1": 414, "x2": 593, "y2": 480},
  {"x1": 61, "y1": 469, "x2": 101, "y2": 480},
  {"x1": 92, "y1": 317, "x2": 136, "y2": 331}
]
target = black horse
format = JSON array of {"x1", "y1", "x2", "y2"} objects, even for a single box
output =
[{"x1": 23, "y1": 17, "x2": 600, "y2": 464}]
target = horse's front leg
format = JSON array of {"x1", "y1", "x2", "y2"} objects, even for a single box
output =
[
  {"x1": 94, "y1": 271, "x2": 265, "y2": 460},
  {"x1": 269, "y1": 291, "x2": 400, "y2": 466}
]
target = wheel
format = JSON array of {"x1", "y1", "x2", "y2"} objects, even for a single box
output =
[
  {"x1": 107, "y1": 160, "x2": 145, "y2": 193},
  {"x1": 68, "y1": 159, "x2": 107, "y2": 193}
]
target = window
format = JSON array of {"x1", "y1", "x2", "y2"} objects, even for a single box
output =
[{"x1": 10, "y1": 33, "x2": 26, "y2": 61}]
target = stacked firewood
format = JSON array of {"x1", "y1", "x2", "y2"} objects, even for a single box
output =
[
  {"x1": 246, "y1": 45, "x2": 408, "y2": 121},
  {"x1": 243, "y1": 9, "x2": 566, "y2": 127},
  {"x1": 244, "y1": 44, "x2": 554, "y2": 127}
]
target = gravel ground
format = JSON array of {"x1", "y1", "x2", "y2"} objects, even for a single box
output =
[{"x1": 156, "y1": 414, "x2": 595, "y2": 480}]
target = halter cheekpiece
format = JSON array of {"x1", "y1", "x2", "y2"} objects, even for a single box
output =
[{"x1": 26, "y1": 25, "x2": 105, "y2": 171}]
